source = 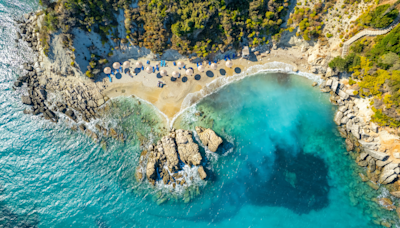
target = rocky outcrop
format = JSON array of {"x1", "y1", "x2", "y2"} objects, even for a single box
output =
[
  {"x1": 195, "y1": 126, "x2": 223, "y2": 152},
  {"x1": 176, "y1": 129, "x2": 202, "y2": 166},
  {"x1": 137, "y1": 128, "x2": 222, "y2": 187}
]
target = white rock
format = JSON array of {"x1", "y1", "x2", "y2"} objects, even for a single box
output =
[
  {"x1": 331, "y1": 80, "x2": 339, "y2": 92},
  {"x1": 326, "y1": 79, "x2": 333, "y2": 87},
  {"x1": 334, "y1": 111, "x2": 343, "y2": 125},
  {"x1": 366, "y1": 149, "x2": 390, "y2": 161},
  {"x1": 338, "y1": 90, "x2": 349, "y2": 99}
]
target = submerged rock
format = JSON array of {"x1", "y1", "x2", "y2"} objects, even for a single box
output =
[{"x1": 195, "y1": 126, "x2": 223, "y2": 152}]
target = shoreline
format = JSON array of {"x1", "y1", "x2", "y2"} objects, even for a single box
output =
[{"x1": 13, "y1": 11, "x2": 400, "y2": 224}]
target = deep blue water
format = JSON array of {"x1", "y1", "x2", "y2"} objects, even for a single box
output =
[{"x1": 0, "y1": 0, "x2": 398, "y2": 227}]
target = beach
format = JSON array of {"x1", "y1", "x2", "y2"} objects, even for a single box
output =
[{"x1": 99, "y1": 47, "x2": 311, "y2": 120}]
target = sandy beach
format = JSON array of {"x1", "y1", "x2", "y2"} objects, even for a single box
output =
[{"x1": 99, "y1": 47, "x2": 311, "y2": 120}]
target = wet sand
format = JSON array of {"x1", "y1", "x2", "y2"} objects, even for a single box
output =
[{"x1": 100, "y1": 47, "x2": 312, "y2": 120}]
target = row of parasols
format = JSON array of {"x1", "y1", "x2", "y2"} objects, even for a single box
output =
[{"x1": 103, "y1": 60, "x2": 234, "y2": 78}]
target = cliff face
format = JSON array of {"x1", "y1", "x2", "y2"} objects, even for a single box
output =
[{"x1": 136, "y1": 127, "x2": 222, "y2": 187}]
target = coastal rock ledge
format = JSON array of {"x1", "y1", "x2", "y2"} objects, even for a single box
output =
[{"x1": 136, "y1": 127, "x2": 222, "y2": 187}]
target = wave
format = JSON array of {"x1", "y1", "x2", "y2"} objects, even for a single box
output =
[{"x1": 169, "y1": 61, "x2": 322, "y2": 128}]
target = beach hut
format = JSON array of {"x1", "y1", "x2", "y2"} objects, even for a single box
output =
[
  {"x1": 198, "y1": 65, "x2": 205, "y2": 72},
  {"x1": 242, "y1": 46, "x2": 250, "y2": 58},
  {"x1": 103, "y1": 67, "x2": 111, "y2": 74},
  {"x1": 172, "y1": 71, "x2": 180, "y2": 78},
  {"x1": 123, "y1": 61, "x2": 130, "y2": 68},
  {"x1": 136, "y1": 61, "x2": 143, "y2": 68},
  {"x1": 160, "y1": 69, "x2": 168, "y2": 77},
  {"x1": 146, "y1": 66, "x2": 152, "y2": 74},
  {"x1": 226, "y1": 60, "x2": 233, "y2": 68},
  {"x1": 177, "y1": 61, "x2": 184, "y2": 68},
  {"x1": 186, "y1": 68, "x2": 194, "y2": 76},
  {"x1": 211, "y1": 63, "x2": 218, "y2": 70},
  {"x1": 113, "y1": 62, "x2": 121, "y2": 69}
]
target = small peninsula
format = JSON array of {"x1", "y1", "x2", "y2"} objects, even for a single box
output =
[{"x1": 11, "y1": 0, "x2": 400, "y2": 226}]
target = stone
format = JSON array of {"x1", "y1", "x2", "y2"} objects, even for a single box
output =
[
  {"x1": 331, "y1": 80, "x2": 339, "y2": 92},
  {"x1": 338, "y1": 90, "x2": 349, "y2": 99},
  {"x1": 326, "y1": 67, "x2": 333, "y2": 77},
  {"x1": 326, "y1": 79, "x2": 333, "y2": 87},
  {"x1": 21, "y1": 96, "x2": 32, "y2": 105},
  {"x1": 379, "y1": 169, "x2": 397, "y2": 184},
  {"x1": 378, "y1": 198, "x2": 396, "y2": 211},
  {"x1": 175, "y1": 129, "x2": 202, "y2": 166},
  {"x1": 198, "y1": 166, "x2": 207, "y2": 180},
  {"x1": 340, "y1": 116, "x2": 349, "y2": 124},
  {"x1": 110, "y1": 128, "x2": 118, "y2": 138},
  {"x1": 359, "y1": 152, "x2": 368, "y2": 160},
  {"x1": 366, "y1": 149, "x2": 389, "y2": 161},
  {"x1": 359, "y1": 173, "x2": 369, "y2": 181},
  {"x1": 376, "y1": 159, "x2": 392, "y2": 167},
  {"x1": 312, "y1": 82, "x2": 318, "y2": 87},
  {"x1": 345, "y1": 138, "x2": 354, "y2": 151},
  {"x1": 390, "y1": 191, "x2": 400, "y2": 198},
  {"x1": 160, "y1": 135, "x2": 180, "y2": 172},
  {"x1": 334, "y1": 111, "x2": 343, "y2": 125},
  {"x1": 367, "y1": 181, "x2": 380, "y2": 190},
  {"x1": 395, "y1": 153, "x2": 400, "y2": 159},
  {"x1": 195, "y1": 126, "x2": 223, "y2": 152},
  {"x1": 368, "y1": 158, "x2": 376, "y2": 172},
  {"x1": 97, "y1": 99, "x2": 105, "y2": 107},
  {"x1": 65, "y1": 109, "x2": 76, "y2": 121}
]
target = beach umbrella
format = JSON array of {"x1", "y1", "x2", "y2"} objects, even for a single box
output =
[
  {"x1": 186, "y1": 68, "x2": 194, "y2": 76},
  {"x1": 103, "y1": 67, "x2": 111, "y2": 74},
  {"x1": 123, "y1": 61, "x2": 130, "y2": 68},
  {"x1": 113, "y1": 62, "x2": 121, "y2": 70},
  {"x1": 146, "y1": 66, "x2": 152, "y2": 74},
  {"x1": 172, "y1": 71, "x2": 180, "y2": 78},
  {"x1": 136, "y1": 61, "x2": 143, "y2": 68},
  {"x1": 211, "y1": 63, "x2": 218, "y2": 70},
  {"x1": 160, "y1": 69, "x2": 168, "y2": 77},
  {"x1": 226, "y1": 60, "x2": 233, "y2": 68},
  {"x1": 177, "y1": 61, "x2": 184, "y2": 68},
  {"x1": 198, "y1": 65, "x2": 205, "y2": 72}
]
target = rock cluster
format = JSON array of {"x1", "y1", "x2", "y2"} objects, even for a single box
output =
[
  {"x1": 136, "y1": 128, "x2": 222, "y2": 187},
  {"x1": 320, "y1": 68, "x2": 400, "y2": 189}
]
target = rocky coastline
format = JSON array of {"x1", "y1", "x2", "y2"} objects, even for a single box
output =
[
  {"x1": 320, "y1": 67, "x2": 400, "y2": 226},
  {"x1": 12, "y1": 7, "x2": 400, "y2": 224}
]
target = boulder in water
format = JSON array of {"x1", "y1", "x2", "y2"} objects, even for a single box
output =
[
  {"x1": 198, "y1": 166, "x2": 207, "y2": 180},
  {"x1": 195, "y1": 126, "x2": 223, "y2": 152}
]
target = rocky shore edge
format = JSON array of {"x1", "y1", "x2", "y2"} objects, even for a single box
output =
[
  {"x1": 135, "y1": 127, "x2": 222, "y2": 191},
  {"x1": 320, "y1": 68, "x2": 400, "y2": 226}
]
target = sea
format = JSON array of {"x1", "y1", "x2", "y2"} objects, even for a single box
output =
[{"x1": 0, "y1": 0, "x2": 399, "y2": 227}]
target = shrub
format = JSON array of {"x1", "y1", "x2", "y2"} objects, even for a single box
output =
[{"x1": 326, "y1": 33, "x2": 333, "y2": 38}]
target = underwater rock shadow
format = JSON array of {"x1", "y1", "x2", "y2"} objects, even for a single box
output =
[
  {"x1": 245, "y1": 146, "x2": 330, "y2": 214},
  {"x1": 155, "y1": 145, "x2": 330, "y2": 223}
]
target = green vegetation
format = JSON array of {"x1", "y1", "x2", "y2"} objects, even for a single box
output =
[
  {"x1": 357, "y1": 4, "x2": 398, "y2": 29},
  {"x1": 329, "y1": 21, "x2": 400, "y2": 127},
  {"x1": 40, "y1": 0, "x2": 289, "y2": 59}
]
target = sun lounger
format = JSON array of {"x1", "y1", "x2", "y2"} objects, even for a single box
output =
[{"x1": 173, "y1": 62, "x2": 176, "y2": 66}]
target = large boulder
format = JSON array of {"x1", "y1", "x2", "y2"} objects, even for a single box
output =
[
  {"x1": 21, "y1": 96, "x2": 32, "y2": 105},
  {"x1": 175, "y1": 129, "x2": 202, "y2": 166},
  {"x1": 366, "y1": 149, "x2": 389, "y2": 161},
  {"x1": 195, "y1": 126, "x2": 223, "y2": 152},
  {"x1": 160, "y1": 136, "x2": 180, "y2": 172},
  {"x1": 146, "y1": 150, "x2": 158, "y2": 185},
  {"x1": 198, "y1": 166, "x2": 207, "y2": 180}
]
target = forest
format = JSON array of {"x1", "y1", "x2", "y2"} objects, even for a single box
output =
[{"x1": 39, "y1": 0, "x2": 290, "y2": 58}]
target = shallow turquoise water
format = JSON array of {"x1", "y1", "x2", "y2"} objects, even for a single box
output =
[{"x1": 0, "y1": 0, "x2": 398, "y2": 227}]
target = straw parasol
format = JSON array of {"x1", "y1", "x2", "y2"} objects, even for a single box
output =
[
  {"x1": 146, "y1": 66, "x2": 152, "y2": 74},
  {"x1": 160, "y1": 69, "x2": 168, "y2": 77},
  {"x1": 211, "y1": 63, "x2": 218, "y2": 70},
  {"x1": 136, "y1": 61, "x2": 143, "y2": 68},
  {"x1": 226, "y1": 60, "x2": 233, "y2": 68},
  {"x1": 172, "y1": 71, "x2": 180, "y2": 78},
  {"x1": 103, "y1": 67, "x2": 111, "y2": 74},
  {"x1": 186, "y1": 68, "x2": 194, "y2": 76},
  {"x1": 113, "y1": 62, "x2": 121, "y2": 69},
  {"x1": 123, "y1": 61, "x2": 130, "y2": 68},
  {"x1": 177, "y1": 61, "x2": 184, "y2": 68},
  {"x1": 198, "y1": 65, "x2": 205, "y2": 72}
]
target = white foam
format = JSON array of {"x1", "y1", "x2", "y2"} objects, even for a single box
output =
[{"x1": 169, "y1": 61, "x2": 322, "y2": 128}]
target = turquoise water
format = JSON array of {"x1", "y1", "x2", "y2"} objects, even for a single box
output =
[{"x1": 0, "y1": 0, "x2": 399, "y2": 227}]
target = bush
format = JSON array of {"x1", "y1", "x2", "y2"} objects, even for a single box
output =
[{"x1": 326, "y1": 33, "x2": 333, "y2": 38}]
